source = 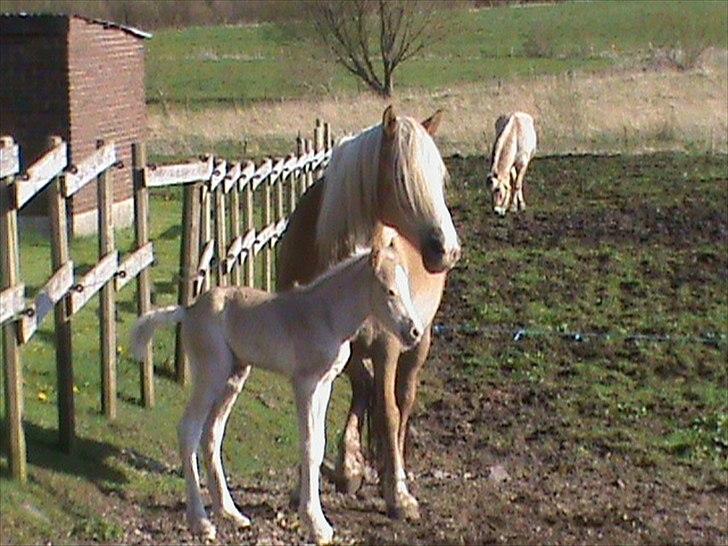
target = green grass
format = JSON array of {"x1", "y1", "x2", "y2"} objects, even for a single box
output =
[{"x1": 146, "y1": 1, "x2": 727, "y2": 104}]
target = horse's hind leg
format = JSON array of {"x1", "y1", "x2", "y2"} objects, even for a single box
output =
[
  {"x1": 178, "y1": 363, "x2": 224, "y2": 541},
  {"x1": 335, "y1": 342, "x2": 372, "y2": 494},
  {"x1": 201, "y1": 362, "x2": 252, "y2": 528}
]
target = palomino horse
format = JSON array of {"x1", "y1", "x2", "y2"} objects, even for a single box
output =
[
  {"x1": 278, "y1": 106, "x2": 460, "y2": 520},
  {"x1": 486, "y1": 111, "x2": 537, "y2": 215},
  {"x1": 131, "y1": 232, "x2": 423, "y2": 545}
]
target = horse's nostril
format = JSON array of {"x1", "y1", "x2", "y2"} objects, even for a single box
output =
[{"x1": 410, "y1": 326, "x2": 420, "y2": 340}]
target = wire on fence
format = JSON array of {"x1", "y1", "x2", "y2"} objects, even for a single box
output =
[{"x1": 432, "y1": 323, "x2": 727, "y2": 348}]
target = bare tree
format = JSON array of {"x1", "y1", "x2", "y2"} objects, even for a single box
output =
[{"x1": 308, "y1": 0, "x2": 442, "y2": 97}]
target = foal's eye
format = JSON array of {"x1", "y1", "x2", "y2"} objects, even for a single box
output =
[{"x1": 388, "y1": 289, "x2": 396, "y2": 297}]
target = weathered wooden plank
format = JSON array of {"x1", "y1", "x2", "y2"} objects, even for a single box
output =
[
  {"x1": 144, "y1": 156, "x2": 213, "y2": 187},
  {"x1": 282, "y1": 154, "x2": 298, "y2": 176},
  {"x1": 240, "y1": 228, "x2": 256, "y2": 256},
  {"x1": 268, "y1": 157, "x2": 286, "y2": 186},
  {"x1": 223, "y1": 236, "x2": 243, "y2": 274},
  {"x1": 0, "y1": 283, "x2": 25, "y2": 325},
  {"x1": 251, "y1": 158, "x2": 272, "y2": 191},
  {"x1": 0, "y1": 138, "x2": 20, "y2": 178},
  {"x1": 69, "y1": 251, "x2": 118, "y2": 315},
  {"x1": 62, "y1": 142, "x2": 116, "y2": 197},
  {"x1": 209, "y1": 160, "x2": 227, "y2": 191},
  {"x1": 15, "y1": 140, "x2": 67, "y2": 209},
  {"x1": 237, "y1": 160, "x2": 256, "y2": 191},
  {"x1": 132, "y1": 142, "x2": 154, "y2": 407},
  {"x1": 193, "y1": 240, "x2": 215, "y2": 295},
  {"x1": 223, "y1": 161, "x2": 241, "y2": 193},
  {"x1": 115, "y1": 243, "x2": 153, "y2": 291},
  {"x1": 274, "y1": 218, "x2": 288, "y2": 241},
  {"x1": 255, "y1": 223, "x2": 276, "y2": 255},
  {"x1": 19, "y1": 261, "x2": 74, "y2": 343}
]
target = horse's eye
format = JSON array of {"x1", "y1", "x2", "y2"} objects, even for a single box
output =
[{"x1": 388, "y1": 289, "x2": 396, "y2": 297}]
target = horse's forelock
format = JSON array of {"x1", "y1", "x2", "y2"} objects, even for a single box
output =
[{"x1": 316, "y1": 117, "x2": 446, "y2": 264}]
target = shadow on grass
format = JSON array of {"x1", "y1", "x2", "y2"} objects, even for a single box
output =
[
  {"x1": 0, "y1": 422, "x2": 127, "y2": 486},
  {"x1": 1, "y1": 421, "x2": 178, "y2": 484}
]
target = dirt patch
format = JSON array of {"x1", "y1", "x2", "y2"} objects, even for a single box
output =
[{"x1": 106, "y1": 153, "x2": 727, "y2": 545}]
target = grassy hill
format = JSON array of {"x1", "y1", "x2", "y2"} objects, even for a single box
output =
[{"x1": 146, "y1": 1, "x2": 727, "y2": 104}]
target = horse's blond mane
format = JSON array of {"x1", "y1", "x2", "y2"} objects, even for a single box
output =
[
  {"x1": 491, "y1": 114, "x2": 516, "y2": 178},
  {"x1": 316, "y1": 116, "x2": 447, "y2": 265}
]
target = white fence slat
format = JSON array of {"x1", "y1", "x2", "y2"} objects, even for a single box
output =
[
  {"x1": 15, "y1": 141, "x2": 67, "y2": 209},
  {"x1": 0, "y1": 284, "x2": 25, "y2": 325},
  {"x1": 20, "y1": 261, "x2": 74, "y2": 343},
  {"x1": 115, "y1": 242, "x2": 154, "y2": 291},
  {"x1": 144, "y1": 156, "x2": 214, "y2": 187},
  {"x1": 0, "y1": 142, "x2": 20, "y2": 178},
  {"x1": 62, "y1": 142, "x2": 116, "y2": 197},
  {"x1": 69, "y1": 251, "x2": 118, "y2": 315}
]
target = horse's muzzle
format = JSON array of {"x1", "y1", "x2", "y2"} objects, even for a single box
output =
[{"x1": 422, "y1": 229, "x2": 460, "y2": 273}]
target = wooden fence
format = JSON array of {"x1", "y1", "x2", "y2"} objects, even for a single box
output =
[{"x1": 0, "y1": 119, "x2": 333, "y2": 482}]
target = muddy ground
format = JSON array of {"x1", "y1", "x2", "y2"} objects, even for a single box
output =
[{"x1": 96, "y1": 153, "x2": 727, "y2": 546}]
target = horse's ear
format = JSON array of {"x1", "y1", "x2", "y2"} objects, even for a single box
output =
[
  {"x1": 382, "y1": 105, "x2": 398, "y2": 139},
  {"x1": 422, "y1": 109, "x2": 444, "y2": 136}
]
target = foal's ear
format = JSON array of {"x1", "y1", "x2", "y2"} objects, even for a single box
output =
[
  {"x1": 422, "y1": 109, "x2": 444, "y2": 136},
  {"x1": 382, "y1": 105, "x2": 398, "y2": 139}
]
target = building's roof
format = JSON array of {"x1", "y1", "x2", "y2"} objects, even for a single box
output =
[{"x1": 0, "y1": 12, "x2": 152, "y2": 39}]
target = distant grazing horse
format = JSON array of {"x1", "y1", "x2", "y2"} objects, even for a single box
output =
[
  {"x1": 278, "y1": 106, "x2": 461, "y2": 520},
  {"x1": 131, "y1": 231, "x2": 423, "y2": 545},
  {"x1": 486, "y1": 112, "x2": 537, "y2": 215}
]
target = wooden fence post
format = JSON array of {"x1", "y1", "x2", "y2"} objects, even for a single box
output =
[
  {"x1": 0, "y1": 136, "x2": 26, "y2": 481},
  {"x1": 324, "y1": 121, "x2": 332, "y2": 149},
  {"x1": 174, "y1": 182, "x2": 201, "y2": 386},
  {"x1": 229, "y1": 179, "x2": 241, "y2": 286},
  {"x1": 214, "y1": 163, "x2": 228, "y2": 287},
  {"x1": 263, "y1": 162, "x2": 273, "y2": 292},
  {"x1": 304, "y1": 139, "x2": 313, "y2": 191},
  {"x1": 97, "y1": 140, "x2": 116, "y2": 420},
  {"x1": 244, "y1": 172, "x2": 254, "y2": 287},
  {"x1": 132, "y1": 142, "x2": 154, "y2": 407},
  {"x1": 48, "y1": 136, "x2": 75, "y2": 452},
  {"x1": 199, "y1": 180, "x2": 212, "y2": 292}
]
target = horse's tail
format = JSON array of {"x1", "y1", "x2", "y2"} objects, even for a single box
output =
[{"x1": 131, "y1": 305, "x2": 185, "y2": 360}]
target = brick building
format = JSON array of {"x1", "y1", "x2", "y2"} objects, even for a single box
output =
[{"x1": 0, "y1": 13, "x2": 150, "y2": 235}]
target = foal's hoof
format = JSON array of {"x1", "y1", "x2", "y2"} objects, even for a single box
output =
[
  {"x1": 387, "y1": 493, "x2": 420, "y2": 521},
  {"x1": 190, "y1": 518, "x2": 217, "y2": 542},
  {"x1": 218, "y1": 507, "x2": 251, "y2": 528}
]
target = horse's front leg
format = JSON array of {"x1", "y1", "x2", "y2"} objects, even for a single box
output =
[
  {"x1": 372, "y1": 335, "x2": 418, "y2": 520},
  {"x1": 396, "y1": 327, "x2": 431, "y2": 473},
  {"x1": 295, "y1": 375, "x2": 335, "y2": 545}
]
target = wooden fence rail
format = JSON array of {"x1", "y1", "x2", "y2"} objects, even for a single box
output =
[{"x1": 0, "y1": 119, "x2": 333, "y2": 482}]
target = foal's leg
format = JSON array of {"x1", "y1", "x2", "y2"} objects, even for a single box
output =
[
  {"x1": 201, "y1": 363, "x2": 252, "y2": 527},
  {"x1": 178, "y1": 367, "x2": 225, "y2": 541},
  {"x1": 295, "y1": 376, "x2": 335, "y2": 544},
  {"x1": 372, "y1": 334, "x2": 418, "y2": 520},
  {"x1": 335, "y1": 342, "x2": 372, "y2": 494}
]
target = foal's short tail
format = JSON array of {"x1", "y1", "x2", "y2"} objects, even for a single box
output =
[{"x1": 131, "y1": 305, "x2": 186, "y2": 360}]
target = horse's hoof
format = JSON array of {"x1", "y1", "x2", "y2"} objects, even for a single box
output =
[
  {"x1": 301, "y1": 512, "x2": 334, "y2": 545},
  {"x1": 387, "y1": 493, "x2": 420, "y2": 521},
  {"x1": 190, "y1": 518, "x2": 217, "y2": 542},
  {"x1": 336, "y1": 470, "x2": 363, "y2": 495},
  {"x1": 219, "y1": 508, "x2": 251, "y2": 528}
]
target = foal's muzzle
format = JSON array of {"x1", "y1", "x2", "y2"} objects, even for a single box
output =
[{"x1": 398, "y1": 318, "x2": 422, "y2": 349}]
